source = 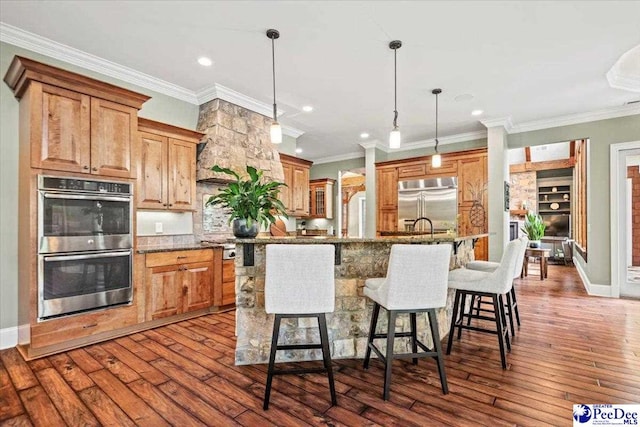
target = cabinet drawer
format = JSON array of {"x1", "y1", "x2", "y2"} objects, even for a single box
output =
[
  {"x1": 146, "y1": 249, "x2": 213, "y2": 267},
  {"x1": 398, "y1": 163, "x2": 427, "y2": 179},
  {"x1": 31, "y1": 304, "x2": 137, "y2": 349}
]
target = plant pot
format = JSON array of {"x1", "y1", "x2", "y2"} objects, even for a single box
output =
[
  {"x1": 233, "y1": 219, "x2": 259, "y2": 238},
  {"x1": 529, "y1": 240, "x2": 541, "y2": 248}
]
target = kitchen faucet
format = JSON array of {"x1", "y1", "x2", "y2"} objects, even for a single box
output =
[{"x1": 413, "y1": 217, "x2": 434, "y2": 238}]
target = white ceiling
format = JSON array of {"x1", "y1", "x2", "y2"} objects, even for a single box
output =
[{"x1": 2, "y1": 1, "x2": 640, "y2": 162}]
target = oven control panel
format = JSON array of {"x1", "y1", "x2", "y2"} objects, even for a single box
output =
[{"x1": 40, "y1": 176, "x2": 131, "y2": 195}]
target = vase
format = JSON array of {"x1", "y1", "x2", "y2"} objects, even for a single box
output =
[
  {"x1": 233, "y1": 219, "x2": 259, "y2": 238},
  {"x1": 529, "y1": 240, "x2": 541, "y2": 248}
]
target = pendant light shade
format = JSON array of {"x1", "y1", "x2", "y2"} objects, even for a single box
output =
[
  {"x1": 389, "y1": 40, "x2": 402, "y2": 149},
  {"x1": 267, "y1": 29, "x2": 282, "y2": 144},
  {"x1": 432, "y1": 88, "x2": 442, "y2": 168}
]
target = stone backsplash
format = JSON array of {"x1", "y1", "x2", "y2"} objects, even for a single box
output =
[{"x1": 196, "y1": 99, "x2": 284, "y2": 183}]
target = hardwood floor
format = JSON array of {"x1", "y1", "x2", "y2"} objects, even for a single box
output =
[{"x1": 2, "y1": 264, "x2": 639, "y2": 426}]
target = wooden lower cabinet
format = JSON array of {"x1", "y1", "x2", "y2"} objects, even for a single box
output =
[
  {"x1": 144, "y1": 250, "x2": 214, "y2": 321},
  {"x1": 220, "y1": 259, "x2": 236, "y2": 306}
]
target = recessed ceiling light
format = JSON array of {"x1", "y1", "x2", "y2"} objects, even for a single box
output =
[
  {"x1": 302, "y1": 106, "x2": 313, "y2": 112},
  {"x1": 295, "y1": 147, "x2": 303, "y2": 154},
  {"x1": 197, "y1": 57, "x2": 213, "y2": 67},
  {"x1": 360, "y1": 132, "x2": 370, "y2": 139},
  {"x1": 471, "y1": 109, "x2": 484, "y2": 116}
]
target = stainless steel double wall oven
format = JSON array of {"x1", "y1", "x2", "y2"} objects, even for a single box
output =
[{"x1": 38, "y1": 175, "x2": 133, "y2": 319}]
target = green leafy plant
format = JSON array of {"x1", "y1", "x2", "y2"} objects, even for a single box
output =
[
  {"x1": 205, "y1": 165, "x2": 288, "y2": 229},
  {"x1": 521, "y1": 211, "x2": 546, "y2": 240}
]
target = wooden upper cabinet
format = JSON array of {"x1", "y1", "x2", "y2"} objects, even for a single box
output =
[
  {"x1": 33, "y1": 84, "x2": 91, "y2": 172},
  {"x1": 377, "y1": 167, "x2": 398, "y2": 210},
  {"x1": 137, "y1": 118, "x2": 203, "y2": 211},
  {"x1": 279, "y1": 153, "x2": 313, "y2": 217},
  {"x1": 309, "y1": 179, "x2": 335, "y2": 219},
  {"x1": 90, "y1": 98, "x2": 137, "y2": 178},
  {"x1": 4, "y1": 56, "x2": 150, "y2": 178},
  {"x1": 458, "y1": 154, "x2": 487, "y2": 205}
]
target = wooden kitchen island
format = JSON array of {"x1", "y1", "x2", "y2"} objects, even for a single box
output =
[{"x1": 232, "y1": 234, "x2": 486, "y2": 365}]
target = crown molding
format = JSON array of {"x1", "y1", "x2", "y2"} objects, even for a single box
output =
[
  {"x1": 510, "y1": 104, "x2": 640, "y2": 134},
  {"x1": 392, "y1": 130, "x2": 488, "y2": 152},
  {"x1": 359, "y1": 140, "x2": 387, "y2": 151},
  {"x1": 312, "y1": 151, "x2": 365, "y2": 165},
  {"x1": 196, "y1": 83, "x2": 286, "y2": 118},
  {"x1": 480, "y1": 116, "x2": 514, "y2": 132},
  {"x1": 282, "y1": 125, "x2": 305, "y2": 138},
  {"x1": 0, "y1": 22, "x2": 198, "y2": 103}
]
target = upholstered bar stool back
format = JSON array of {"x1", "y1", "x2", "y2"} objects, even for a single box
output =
[
  {"x1": 263, "y1": 244, "x2": 337, "y2": 410},
  {"x1": 363, "y1": 244, "x2": 451, "y2": 400},
  {"x1": 447, "y1": 238, "x2": 522, "y2": 369}
]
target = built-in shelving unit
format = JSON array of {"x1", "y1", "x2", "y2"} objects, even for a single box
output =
[{"x1": 537, "y1": 181, "x2": 571, "y2": 214}]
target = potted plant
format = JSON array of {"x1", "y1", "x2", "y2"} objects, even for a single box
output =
[
  {"x1": 521, "y1": 211, "x2": 546, "y2": 248},
  {"x1": 206, "y1": 165, "x2": 288, "y2": 238}
]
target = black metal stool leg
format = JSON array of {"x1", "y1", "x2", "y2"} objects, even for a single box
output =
[
  {"x1": 410, "y1": 312, "x2": 418, "y2": 365},
  {"x1": 318, "y1": 313, "x2": 337, "y2": 406},
  {"x1": 498, "y1": 294, "x2": 511, "y2": 352},
  {"x1": 383, "y1": 310, "x2": 397, "y2": 400},
  {"x1": 363, "y1": 303, "x2": 380, "y2": 369},
  {"x1": 457, "y1": 291, "x2": 467, "y2": 339},
  {"x1": 264, "y1": 314, "x2": 282, "y2": 410},
  {"x1": 492, "y1": 296, "x2": 507, "y2": 369},
  {"x1": 511, "y1": 286, "x2": 521, "y2": 328},
  {"x1": 505, "y1": 292, "x2": 516, "y2": 337},
  {"x1": 428, "y1": 309, "x2": 448, "y2": 394},
  {"x1": 447, "y1": 290, "x2": 462, "y2": 354}
]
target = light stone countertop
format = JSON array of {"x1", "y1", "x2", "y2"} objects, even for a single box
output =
[
  {"x1": 235, "y1": 233, "x2": 488, "y2": 244},
  {"x1": 135, "y1": 241, "x2": 228, "y2": 254}
]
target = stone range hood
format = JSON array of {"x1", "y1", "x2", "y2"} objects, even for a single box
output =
[{"x1": 196, "y1": 99, "x2": 284, "y2": 183}]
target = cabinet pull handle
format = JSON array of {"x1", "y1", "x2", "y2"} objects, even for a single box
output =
[
  {"x1": 163, "y1": 203, "x2": 167, "y2": 207},
  {"x1": 83, "y1": 323, "x2": 98, "y2": 329},
  {"x1": 168, "y1": 204, "x2": 173, "y2": 207},
  {"x1": 92, "y1": 167, "x2": 98, "y2": 171},
  {"x1": 177, "y1": 256, "x2": 187, "y2": 259},
  {"x1": 83, "y1": 166, "x2": 89, "y2": 170}
]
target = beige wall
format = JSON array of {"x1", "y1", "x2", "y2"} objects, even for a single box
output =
[{"x1": 0, "y1": 42, "x2": 199, "y2": 332}]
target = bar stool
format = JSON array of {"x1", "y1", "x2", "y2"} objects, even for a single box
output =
[
  {"x1": 263, "y1": 244, "x2": 337, "y2": 410},
  {"x1": 363, "y1": 244, "x2": 451, "y2": 400},
  {"x1": 464, "y1": 236, "x2": 528, "y2": 335},
  {"x1": 446, "y1": 238, "x2": 522, "y2": 369}
]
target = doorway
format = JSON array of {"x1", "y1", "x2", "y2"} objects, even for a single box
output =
[{"x1": 612, "y1": 142, "x2": 640, "y2": 298}]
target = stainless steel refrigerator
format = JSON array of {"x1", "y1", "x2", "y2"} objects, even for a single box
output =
[{"x1": 398, "y1": 177, "x2": 458, "y2": 233}]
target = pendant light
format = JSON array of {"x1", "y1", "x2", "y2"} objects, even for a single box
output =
[
  {"x1": 267, "y1": 29, "x2": 282, "y2": 144},
  {"x1": 389, "y1": 40, "x2": 402, "y2": 149},
  {"x1": 432, "y1": 88, "x2": 442, "y2": 168}
]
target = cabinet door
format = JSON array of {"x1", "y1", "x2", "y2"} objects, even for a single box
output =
[
  {"x1": 182, "y1": 261, "x2": 213, "y2": 312},
  {"x1": 146, "y1": 265, "x2": 182, "y2": 320},
  {"x1": 280, "y1": 162, "x2": 293, "y2": 214},
  {"x1": 137, "y1": 131, "x2": 168, "y2": 209},
  {"x1": 292, "y1": 166, "x2": 310, "y2": 216},
  {"x1": 168, "y1": 138, "x2": 196, "y2": 210},
  {"x1": 458, "y1": 156, "x2": 486, "y2": 204},
  {"x1": 91, "y1": 98, "x2": 136, "y2": 178},
  {"x1": 33, "y1": 84, "x2": 91, "y2": 173},
  {"x1": 377, "y1": 168, "x2": 398, "y2": 210},
  {"x1": 378, "y1": 208, "x2": 398, "y2": 233}
]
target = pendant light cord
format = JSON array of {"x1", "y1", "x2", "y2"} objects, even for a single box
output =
[
  {"x1": 271, "y1": 36, "x2": 277, "y2": 121},
  {"x1": 393, "y1": 47, "x2": 398, "y2": 128},
  {"x1": 434, "y1": 90, "x2": 439, "y2": 153}
]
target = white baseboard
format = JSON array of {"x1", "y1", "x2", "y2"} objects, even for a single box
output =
[
  {"x1": 574, "y1": 257, "x2": 612, "y2": 297},
  {"x1": 0, "y1": 326, "x2": 18, "y2": 349}
]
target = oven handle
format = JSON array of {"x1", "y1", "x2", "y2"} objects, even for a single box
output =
[
  {"x1": 42, "y1": 192, "x2": 131, "y2": 203},
  {"x1": 44, "y1": 250, "x2": 132, "y2": 262}
]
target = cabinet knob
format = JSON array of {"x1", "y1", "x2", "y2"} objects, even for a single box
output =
[
  {"x1": 163, "y1": 204, "x2": 167, "y2": 207},
  {"x1": 92, "y1": 167, "x2": 98, "y2": 171},
  {"x1": 83, "y1": 165, "x2": 89, "y2": 170},
  {"x1": 168, "y1": 204, "x2": 173, "y2": 207}
]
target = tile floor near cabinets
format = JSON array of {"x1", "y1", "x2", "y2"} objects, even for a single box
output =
[{"x1": 1, "y1": 264, "x2": 639, "y2": 426}]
